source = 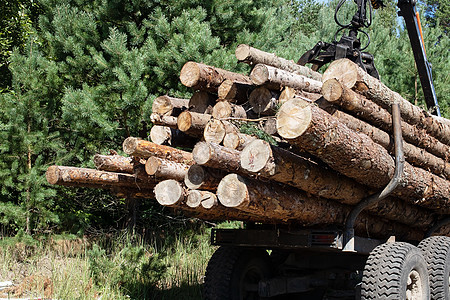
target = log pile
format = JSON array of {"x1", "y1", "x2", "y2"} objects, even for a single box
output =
[{"x1": 46, "y1": 45, "x2": 450, "y2": 241}]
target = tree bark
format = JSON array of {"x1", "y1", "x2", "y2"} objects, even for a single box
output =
[
  {"x1": 152, "y1": 95, "x2": 189, "y2": 116},
  {"x1": 188, "y1": 91, "x2": 215, "y2": 114},
  {"x1": 218, "y1": 79, "x2": 254, "y2": 104},
  {"x1": 177, "y1": 111, "x2": 211, "y2": 136},
  {"x1": 94, "y1": 154, "x2": 134, "y2": 174},
  {"x1": 212, "y1": 101, "x2": 247, "y2": 119},
  {"x1": 235, "y1": 44, "x2": 322, "y2": 81},
  {"x1": 46, "y1": 165, "x2": 156, "y2": 190},
  {"x1": 123, "y1": 137, "x2": 194, "y2": 165},
  {"x1": 145, "y1": 156, "x2": 189, "y2": 181},
  {"x1": 150, "y1": 114, "x2": 178, "y2": 129},
  {"x1": 223, "y1": 131, "x2": 257, "y2": 150},
  {"x1": 320, "y1": 103, "x2": 450, "y2": 179},
  {"x1": 322, "y1": 58, "x2": 450, "y2": 145},
  {"x1": 149, "y1": 125, "x2": 196, "y2": 148},
  {"x1": 322, "y1": 78, "x2": 450, "y2": 160},
  {"x1": 180, "y1": 61, "x2": 251, "y2": 92},
  {"x1": 193, "y1": 142, "x2": 243, "y2": 172},
  {"x1": 184, "y1": 164, "x2": 225, "y2": 190},
  {"x1": 204, "y1": 119, "x2": 238, "y2": 144},
  {"x1": 250, "y1": 64, "x2": 322, "y2": 93},
  {"x1": 276, "y1": 98, "x2": 450, "y2": 212},
  {"x1": 216, "y1": 174, "x2": 423, "y2": 240},
  {"x1": 248, "y1": 87, "x2": 281, "y2": 115}
]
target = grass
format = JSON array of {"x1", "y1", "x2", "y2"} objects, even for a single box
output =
[{"x1": 0, "y1": 224, "x2": 226, "y2": 299}]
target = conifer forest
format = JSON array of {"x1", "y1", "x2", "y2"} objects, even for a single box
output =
[{"x1": 0, "y1": 0, "x2": 449, "y2": 298}]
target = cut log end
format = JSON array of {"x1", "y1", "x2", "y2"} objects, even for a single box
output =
[
  {"x1": 145, "y1": 156, "x2": 160, "y2": 176},
  {"x1": 123, "y1": 137, "x2": 138, "y2": 155},
  {"x1": 184, "y1": 164, "x2": 206, "y2": 190},
  {"x1": 249, "y1": 87, "x2": 275, "y2": 114},
  {"x1": 189, "y1": 91, "x2": 213, "y2": 113},
  {"x1": 235, "y1": 44, "x2": 251, "y2": 61},
  {"x1": 152, "y1": 95, "x2": 173, "y2": 116},
  {"x1": 218, "y1": 79, "x2": 236, "y2": 99},
  {"x1": 180, "y1": 61, "x2": 200, "y2": 88},
  {"x1": 250, "y1": 64, "x2": 269, "y2": 86},
  {"x1": 240, "y1": 139, "x2": 272, "y2": 172},
  {"x1": 186, "y1": 190, "x2": 202, "y2": 208},
  {"x1": 322, "y1": 58, "x2": 358, "y2": 89},
  {"x1": 201, "y1": 192, "x2": 218, "y2": 209},
  {"x1": 150, "y1": 125, "x2": 171, "y2": 145},
  {"x1": 154, "y1": 179, "x2": 184, "y2": 206},
  {"x1": 204, "y1": 120, "x2": 227, "y2": 144},
  {"x1": 192, "y1": 142, "x2": 212, "y2": 165},
  {"x1": 217, "y1": 174, "x2": 248, "y2": 208},
  {"x1": 177, "y1": 111, "x2": 192, "y2": 132},
  {"x1": 276, "y1": 99, "x2": 312, "y2": 139},
  {"x1": 212, "y1": 101, "x2": 233, "y2": 119},
  {"x1": 46, "y1": 165, "x2": 60, "y2": 185},
  {"x1": 223, "y1": 132, "x2": 240, "y2": 150},
  {"x1": 321, "y1": 78, "x2": 343, "y2": 102}
]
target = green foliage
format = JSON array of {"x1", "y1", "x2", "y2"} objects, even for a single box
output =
[{"x1": 238, "y1": 121, "x2": 278, "y2": 146}]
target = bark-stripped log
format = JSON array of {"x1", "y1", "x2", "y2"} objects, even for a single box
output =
[
  {"x1": 240, "y1": 139, "x2": 368, "y2": 203},
  {"x1": 94, "y1": 154, "x2": 134, "y2": 174},
  {"x1": 180, "y1": 61, "x2": 251, "y2": 92},
  {"x1": 177, "y1": 111, "x2": 211, "y2": 136},
  {"x1": 152, "y1": 95, "x2": 189, "y2": 116},
  {"x1": 320, "y1": 104, "x2": 450, "y2": 179},
  {"x1": 184, "y1": 164, "x2": 225, "y2": 190},
  {"x1": 150, "y1": 114, "x2": 178, "y2": 129},
  {"x1": 46, "y1": 166, "x2": 156, "y2": 190},
  {"x1": 248, "y1": 87, "x2": 280, "y2": 115},
  {"x1": 145, "y1": 156, "x2": 189, "y2": 181},
  {"x1": 250, "y1": 64, "x2": 322, "y2": 93},
  {"x1": 212, "y1": 101, "x2": 247, "y2": 119},
  {"x1": 154, "y1": 179, "x2": 186, "y2": 207},
  {"x1": 223, "y1": 132, "x2": 257, "y2": 150},
  {"x1": 123, "y1": 137, "x2": 194, "y2": 164},
  {"x1": 235, "y1": 44, "x2": 322, "y2": 81},
  {"x1": 240, "y1": 139, "x2": 433, "y2": 227},
  {"x1": 149, "y1": 125, "x2": 196, "y2": 148},
  {"x1": 193, "y1": 142, "x2": 243, "y2": 172},
  {"x1": 322, "y1": 78, "x2": 450, "y2": 160},
  {"x1": 204, "y1": 119, "x2": 238, "y2": 144},
  {"x1": 276, "y1": 99, "x2": 450, "y2": 212},
  {"x1": 188, "y1": 91, "x2": 215, "y2": 114},
  {"x1": 218, "y1": 79, "x2": 254, "y2": 104},
  {"x1": 216, "y1": 174, "x2": 423, "y2": 240},
  {"x1": 322, "y1": 58, "x2": 450, "y2": 145}
]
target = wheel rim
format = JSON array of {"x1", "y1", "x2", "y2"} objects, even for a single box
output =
[
  {"x1": 406, "y1": 270, "x2": 423, "y2": 300},
  {"x1": 240, "y1": 265, "x2": 265, "y2": 300}
]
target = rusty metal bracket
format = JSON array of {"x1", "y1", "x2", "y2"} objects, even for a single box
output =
[{"x1": 343, "y1": 103, "x2": 405, "y2": 252}]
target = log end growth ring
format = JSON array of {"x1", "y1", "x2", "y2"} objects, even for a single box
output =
[
  {"x1": 217, "y1": 174, "x2": 247, "y2": 208},
  {"x1": 321, "y1": 78, "x2": 343, "y2": 102},
  {"x1": 240, "y1": 139, "x2": 271, "y2": 172},
  {"x1": 185, "y1": 164, "x2": 205, "y2": 190},
  {"x1": 145, "y1": 156, "x2": 161, "y2": 176},
  {"x1": 186, "y1": 190, "x2": 202, "y2": 208},
  {"x1": 46, "y1": 165, "x2": 61, "y2": 185},
  {"x1": 322, "y1": 58, "x2": 358, "y2": 89},
  {"x1": 192, "y1": 142, "x2": 211, "y2": 165},
  {"x1": 180, "y1": 61, "x2": 200, "y2": 88},
  {"x1": 235, "y1": 44, "x2": 251, "y2": 61},
  {"x1": 154, "y1": 179, "x2": 184, "y2": 206},
  {"x1": 177, "y1": 111, "x2": 192, "y2": 132},
  {"x1": 123, "y1": 137, "x2": 138, "y2": 155},
  {"x1": 276, "y1": 99, "x2": 312, "y2": 139},
  {"x1": 250, "y1": 64, "x2": 269, "y2": 86}
]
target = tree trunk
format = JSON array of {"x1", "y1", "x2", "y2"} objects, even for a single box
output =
[
  {"x1": 46, "y1": 165, "x2": 156, "y2": 190},
  {"x1": 180, "y1": 61, "x2": 251, "y2": 92},
  {"x1": 250, "y1": 64, "x2": 322, "y2": 93},
  {"x1": 149, "y1": 125, "x2": 197, "y2": 148},
  {"x1": 177, "y1": 111, "x2": 211, "y2": 136},
  {"x1": 223, "y1": 131, "x2": 256, "y2": 150},
  {"x1": 276, "y1": 98, "x2": 450, "y2": 212},
  {"x1": 319, "y1": 103, "x2": 450, "y2": 179},
  {"x1": 184, "y1": 164, "x2": 225, "y2": 190},
  {"x1": 145, "y1": 156, "x2": 189, "y2": 181},
  {"x1": 204, "y1": 119, "x2": 238, "y2": 145},
  {"x1": 216, "y1": 174, "x2": 423, "y2": 240},
  {"x1": 189, "y1": 91, "x2": 215, "y2": 114},
  {"x1": 218, "y1": 79, "x2": 254, "y2": 104},
  {"x1": 239, "y1": 139, "x2": 433, "y2": 227},
  {"x1": 123, "y1": 137, "x2": 194, "y2": 164},
  {"x1": 193, "y1": 142, "x2": 243, "y2": 172},
  {"x1": 150, "y1": 114, "x2": 178, "y2": 129},
  {"x1": 248, "y1": 87, "x2": 280, "y2": 115},
  {"x1": 322, "y1": 58, "x2": 450, "y2": 145},
  {"x1": 152, "y1": 95, "x2": 189, "y2": 116},
  {"x1": 235, "y1": 44, "x2": 322, "y2": 81},
  {"x1": 212, "y1": 101, "x2": 247, "y2": 119},
  {"x1": 94, "y1": 154, "x2": 134, "y2": 174},
  {"x1": 322, "y1": 78, "x2": 450, "y2": 161}
]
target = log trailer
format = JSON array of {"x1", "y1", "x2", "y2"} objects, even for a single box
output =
[{"x1": 202, "y1": 0, "x2": 448, "y2": 299}]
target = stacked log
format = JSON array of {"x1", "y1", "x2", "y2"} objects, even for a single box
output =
[{"x1": 45, "y1": 46, "x2": 450, "y2": 241}]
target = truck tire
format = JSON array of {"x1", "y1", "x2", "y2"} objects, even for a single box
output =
[
  {"x1": 203, "y1": 246, "x2": 272, "y2": 300},
  {"x1": 418, "y1": 236, "x2": 450, "y2": 299},
  {"x1": 361, "y1": 242, "x2": 430, "y2": 300}
]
